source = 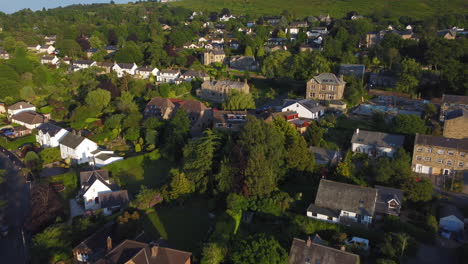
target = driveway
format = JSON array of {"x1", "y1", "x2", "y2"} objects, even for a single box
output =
[{"x1": 0, "y1": 152, "x2": 30, "y2": 264}]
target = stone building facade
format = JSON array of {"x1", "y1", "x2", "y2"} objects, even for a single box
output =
[
  {"x1": 443, "y1": 109, "x2": 468, "y2": 139},
  {"x1": 306, "y1": 73, "x2": 346, "y2": 100},
  {"x1": 202, "y1": 49, "x2": 225, "y2": 65},
  {"x1": 197, "y1": 80, "x2": 249, "y2": 103},
  {"x1": 412, "y1": 134, "x2": 468, "y2": 176}
]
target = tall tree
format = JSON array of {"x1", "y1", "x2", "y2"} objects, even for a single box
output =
[
  {"x1": 222, "y1": 90, "x2": 255, "y2": 110},
  {"x1": 169, "y1": 169, "x2": 194, "y2": 201}
]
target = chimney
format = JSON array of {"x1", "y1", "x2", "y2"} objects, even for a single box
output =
[
  {"x1": 340, "y1": 245, "x2": 346, "y2": 251},
  {"x1": 356, "y1": 128, "x2": 359, "y2": 134},
  {"x1": 306, "y1": 236, "x2": 312, "y2": 247},
  {"x1": 151, "y1": 245, "x2": 159, "y2": 257},
  {"x1": 107, "y1": 236, "x2": 112, "y2": 250}
]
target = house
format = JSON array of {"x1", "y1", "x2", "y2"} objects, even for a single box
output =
[
  {"x1": 282, "y1": 99, "x2": 325, "y2": 119},
  {"x1": 40, "y1": 55, "x2": 59, "y2": 65},
  {"x1": 38, "y1": 45, "x2": 55, "y2": 54},
  {"x1": 437, "y1": 29, "x2": 457, "y2": 39},
  {"x1": 94, "y1": 239, "x2": 192, "y2": 264},
  {"x1": 36, "y1": 123, "x2": 69, "y2": 148},
  {"x1": 443, "y1": 109, "x2": 468, "y2": 139},
  {"x1": 289, "y1": 237, "x2": 360, "y2": 264},
  {"x1": 86, "y1": 48, "x2": 98, "y2": 58},
  {"x1": 374, "y1": 186, "x2": 403, "y2": 218},
  {"x1": 11, "y1": 111, "x2": 46, "y2": 129},
  {"x1": 59, "y1": 132, "x2": 98, "y2": 164},
  {"x1": 265, "y1": 16, "x2": 281, "y2": 25},
  {"x1": 135, "y1": 67, "x2": 159, "y2": 79},
  {"x1": 0, "y1": 103, "x2": 5, "y2": 114},
  {"x1": 7, "y1": 101, "x2": 36, "y2": 117},
  {"x1": 105, "y1": 45, "x2": 118, "y2": 54},
  {"x1": 197, "y1": 80, "x2": 250, "y2": 103},
  {"x1": 213, "y1": 110, "x2": 247, "y2": 131},
  {"x1": 27, "y1": 44, "x2": 41, "y2": 52},
  {"x1": 306, "y1": 73, "x2": 346, "y2": 100},
  {"x1": 72, "y1": 60, "x2": 97, "y2": 71},
  {"x1": 0, "y1": 50, "x2": 9, "y2": 60},
  {"x1": 317, "y1": 14, "x2": 332, "y2": 24},
  {"x1": 412, "y1": 134, "x2": 468, "y2": 176},
  {"x1": 79, "y1": 170, "x2": 128, "y2": 214},
  {"x1": 62, "y1": 57, "x2": 72, "y2": 65},
  {"x1": 307, "y1": 179, "x2": 378, "y2": 226},
  {"x1": 229, "y1": 39, "x2": 240, "y2": 50},
  {"x1": 170, "y1": 99, "x2": 212, "y2": 135},
  {"x1": 183, "y1": 43, "x2": 203, "y2": 49},
  {"x1": 267, "y1": 38, "x2": 287, "y2": 45},
  {"x1": 265, "y1": 111, "x2": 310, "y2": 134},
  {"x1": 96, "y1": 62, "x2": 114, "y2": 74},
  {"x1": 365, "y1": 31, "x2": 386, "y2": 47},
  {"x1": 369, "y1": 72, "x2": 397, "y2": 88},
  {"x1": 144, "y1": 97, "x2": 176, "y2": 119},
  {"x1": 439, "y1": 94, "x2": 468, "y2": 122},
  {"x1": 219, "y1": 14, "x2": 236, "y2": 21},
  {"x1": 44, "y1": 35, "x2": 56, "y2": 45},
  {"x1": 112, "y1": 63, "x2": 138, "y2": 77},
  {"x1": 351, "y1": 129, "x2": 404, "y2": 158},
  {"x1": 156, "y1": 69, "x2": 181, "y2": 83},
  {"x1": 309, "y1": 146, "x2": 341, "y2": 166},
  {"x1": 73, "y1": 222, "x2": 117, "y2": 263},
  {"x1": 339, "y1": 64, "x2": 365, "y2": 80},
  {"x1": 202, "y1": 49, "x2": 226, "y2": 65},
  {"x1": 12, "y1": 126, "x2": 32, "y2": 138},
  {"x1": 180, "y1": 70, "x2": 210, "y2": 82},
  {"x1": 91, "y1": 149, "x2": 124, "y2": 168},
  {"x1": 439, "y1": 204, "x2": 464, "y2": 235},
  {"x1": 229, "y1": 56, "x2": 258, "y2": 71},
  {"x1": 290, "y1": 21, "x2": 309, "y2": 28}
]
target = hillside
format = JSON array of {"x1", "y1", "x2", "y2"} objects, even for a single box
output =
[{"x1": 171, "y1": 0, "x2": 467, "y2": 19}]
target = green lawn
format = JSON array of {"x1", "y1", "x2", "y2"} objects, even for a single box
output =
[
  {"x1": 104, "y1": 150, "x2": 172, "y2": 194},
  {"x1": 0, "y1": 134, "x2": 37, "y2": 150},
  {"x1": 143, "y1": 197, "x2": 215, "y2": 254},
  {"x1": 47, "y1": 171, "x2": 78, "y2": 200},
  {"x1": 171, "y1": 0, "x2": 465, "y2": 20}
]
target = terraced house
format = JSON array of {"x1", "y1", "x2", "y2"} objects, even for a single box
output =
[
  {"x1": 306, "y1": 73, "x2": 346, "y2": 100},
  {"x1": 412, "y1": 134, "x2": 468, "y2": 176},
  {"x1": 198, "y1": 79, "x2": 249, "y2": 103}
]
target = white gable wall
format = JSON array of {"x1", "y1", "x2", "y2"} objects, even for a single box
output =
[
  {"x1": 282, "y1": 103, "x2": 321, "y2": 119},
  {"x1": 37, "y1": 129, "x2": 68, "y2": 148},
  {"x1": 83, "y1": 179, "x2": 112, "y2": 210}
]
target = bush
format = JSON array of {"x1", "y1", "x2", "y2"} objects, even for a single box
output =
[{"x1": 39, "y1": 147, "x2": 61, "y2": 164}]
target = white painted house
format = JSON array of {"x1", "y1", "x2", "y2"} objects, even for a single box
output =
[
  {"x1": 59, "y1": 132, "x2": 98, "y2": 164},
  {"x1": 135, "y1": 67, "x2": 159, "y2": 79},
  {"x1": 72, "y1": 60, "x2": 97, "y2": 71},
  {"x1": 112, "y1": 63, "x2": 138, "y2": 77},
  {"x1": 351, "y1": 129, "x2": 405, "y2": 158},
  {"x1": 79, "y1": 170, "x2": 129, "y2": 215},
  {"x1": 38, "y1": 45, "x2": 55, "y2": 54},
  {"x1": 282, "y1": 99, "x2": 325, "y2": 119},
  {"x1": 36, "y1": 123, "x2": 69, "y2": 148},
  {"x1": 7, "y1": 101, "x2": 36, "y2": 117},
  {"x1": 307, "y1": 180, "x2": 378, "y2": 226},
  {"x1": 40, "y1": 55, "x2": 60, "y2": 65},
  {"x1": 157, "y1": 69, "x2": 181, "y2": 83}
]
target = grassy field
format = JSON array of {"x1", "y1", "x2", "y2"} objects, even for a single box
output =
[
  {"x1": 171, "y1": 0, "x2": 465, "y2": 20},
  {"x1": 142, "y1": 197, "x2": 215, "y2": 254},
  {"x1": 104, "y1": 150, "x2": 172, "y2": 194}
]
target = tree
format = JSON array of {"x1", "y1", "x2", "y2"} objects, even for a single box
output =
[
  {"x1": 392, "y1": 114, "x2": 427, "y2": 135},
  {"x1": 169, "y1": 169, "x2": 194, "y2": 201},
  {"x1": 31, "y1": 224, "x2": 71, "y2": 264},
  {"x1": 201, "y1": 242, "x2": 226, "y2": 264},
  {"x1": 132, "y1": 186, "x2": 162, "y2": 210},
  {"x1": 124, "y1": 127, "x2": 140, "y2": 142},
  {"x1": 85, "y1": 89, "x2": 111, "y2": 113},
  {"x1": 183, "y1": 130, "x2": 220, "y2": 193},
  {"x1": 336, "y1": 151, "x2": 355, "y2": 178},
  {"x1": 303, "y1": 121, "x2": 324, "y2": 146},
  {"x1": 403, "y1": 178, "x2": 433, "y2": 202},
  {"x1": 222, "y1": 90, "x2": 255, "y2": 110},
  {"x1": 25, "y1": 151, "x2": 42, "y2": 173},
  {"x1": 244, "y1": 46, "x2": 254, "y2": 56},
  {"x1": 256, "y1": 46, "x2": 265, "y2": 58},
  {"x1": 162, "y1": 109, "x2": 191, "y2": 161},
  {"x1": 114, "y1": 41, "x2": 143, "y2": 64},
  {"x1": 231, "y1": 234, "x2": 288, "y2": 264},
  {"x1": 379, "y1": 232, "x2": 412, "y2": 261}
]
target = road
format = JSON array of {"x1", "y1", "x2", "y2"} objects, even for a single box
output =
[{"x1": 0, "y1": 150, "x2": 30, "y2": 264}]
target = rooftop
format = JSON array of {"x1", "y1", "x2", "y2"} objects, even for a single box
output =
[
  {"x1": 311, "y1": 73, "x2": 345, "y2": 85},
  {"x1": 289, "y1": 237, "x2": 359, "y2": 264},
  {"x1": 351, "y1": 129, "x2": 404, "y2": 148},
  {"x1": 11, "y1": 111, "x2": 45, "y2": 125},
  {"x1": 415, "y1": 134, "x2": 468, "y2": 150}
]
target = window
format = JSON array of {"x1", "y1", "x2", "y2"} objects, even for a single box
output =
[
  {"x1": 446, "y1": 160, "x2": 452, "y2": 166},
  {"x1": 437, "y1": 149, "x2": 445, "y2": 155},
  {"x1": 330, "y1": 85, "x2": 335, "y2": 91},
  {"x1": 426, "y1": 148, "x2": 432, "y2": 153},
  {"x1": 312, "y1": 212, "x2": 317, "y2": 217},
  {"x1": 459, "y1": 162, "x2": 464, "y2": 167},
  {"x1": 343, "y1": 211, "x2": 349, "y2": 217},
  {"x1": 417, "y1": 156, "x2": 422, "y2": 161},
  {"x1": 417, "y1": 147, "x2": 423, "y2": 152},
  {"x1": 425, "y1": 157, "x2": 431, "y2": 161},
  {"x1": 327, "y1": 216, "x2": 333, "y2": 220},
  {"x1": 328, "y1": 95, "x2": 334, "y2": 99},
  {"x1": 437, "y1": 159, "x2": 443, "y2": 164},
  {"x1": 448, "y1": 151, "x2": 454, "y2": 156}
]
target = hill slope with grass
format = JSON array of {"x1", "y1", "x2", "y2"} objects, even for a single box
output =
[{"x1": 171, "y1": 0, "x2": 466, "y2": 20}]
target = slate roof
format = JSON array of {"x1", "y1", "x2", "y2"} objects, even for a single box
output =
[
  {"x1": 209, "y1": 49, "x2": 225, "y2": 55},
  {"x1": 8, "y1": 101, "x2": 35, "y2": 110},
  {"x1": 203, "y1": 80, "x2": 247, "y2": 90},
  {"x1": 136, "y1": 67, "x2": 155, "y2": 72},
  {"x1": 313, "y1": 180, "x2": 378, "y2": 217},
  {"x1": 145, "y1": 97, "x2": 175, "y2": 117},
  {"x1": 213, "y1": 110, "x2": 248, "y2": 124},
  {"x1": 439, "y1": 204, "x2": 464, "y2": 222},
  {"x1": 283, "y1": 99, "x2": 325, "y2": 113},
  {"x1": 37, "y1": 122, "x2": 64, "y2": 137},
  {"x1": 74, "y1": 60, "x2": 96, "y2": 65},
  {"x1": 375, "y1": 185, "x2": 403, "y2": 216},
  {"x1": 97, "y1": 62, "x2": 115, "y2": 68},
  {"x1": 442, "y1": 94, "x2": 468, "y2": 105},
  {"x1": 99, "y1": 190, "x2": 129, "y2": 208},
  {"x1": 446, "y1": 109, "x2": 468, "y2": 120},
  {"x1": 80, "y1": 169, "x2": 110, "y2": 187},
  {"x1": 181, "y1": 70, "x2": 209, "y2": 78},
  {"x1": 117, "y1": 63, "x2": 135, "y2": 69},
  {"x1": 289, "y1": 238, "x2": 359, "y2": 264},
  {"x1": 59, "y1": 132, "x2": 86, "y2": 149},
  {"x1": 311, "y1": 73, "x2": 345, "y2": 85},
  {"x1": 73, "y1": 221, "x2": 117, "y2": 262},
  {"x1": 415, "y1": 134, "x2": 468, "y2": 151},
  {"x1": 160, "y1": 69, "x2": 180, "y2": 75},
  {"x1": 309, "y1": 146, "x2": 340, "y2": 165},
  {"x1": 351, "y1": 129, "x2": 404, "y2": 149},
  {"x1": 11, "y1": 111, "x2": 45, "y2": 125},
  {"x1": 339, "y1": 64, "x2": 365, "y2": 78}
]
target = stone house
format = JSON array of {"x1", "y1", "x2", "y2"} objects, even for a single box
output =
[
  {"x1": 202, "y1": 49, "x2": 225, "y2": 65},
  {"x1": 306, "y1": 73, "x2": 346, "y2": 100},
  {"x1": 96, "y1": 62, "x2": 114, "y2": 74},
  {"x1": 351, "y1": 129, "x2": 405, "y2": 158},
  {"x1": 443, "y1": 109, "x2": 468, "y2": 139},
  {"x1": 412, "y1": 134, "x2": 468, "y2": 176},
  {"x1": 229, "y1": 56, "x2": 258, "y2": 71},
  {"x1": 197, "y1": 80, "x2": 250, "y2": 103},
  {"x1": 439, "y1": 94, "x2": 468, "y2": 122}
]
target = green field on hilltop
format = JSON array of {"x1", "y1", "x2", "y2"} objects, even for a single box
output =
[{"x1": 171, "y1": 0, "x2": 466, "y2": 19}]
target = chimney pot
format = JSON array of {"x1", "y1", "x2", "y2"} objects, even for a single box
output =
[
  {"x1": 107, "y1": 236, "x2": 112, "y2": 250},
  {"x1": 151, "y1": 246, "x2": 159, "y2": 257},
  {"x1": 356, "y1": 128, "x2": 359, "y2": 134},
  {"x1": 306, "y1": 236, "x2": 312, "y2": 247},
  {"x1": 340, "y1": 245, "x2": 346, "y2": 251}
]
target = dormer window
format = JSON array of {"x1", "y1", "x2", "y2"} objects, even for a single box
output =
[{"x1": 388, "y1": 199, "x2": 399, "y2": 209}]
